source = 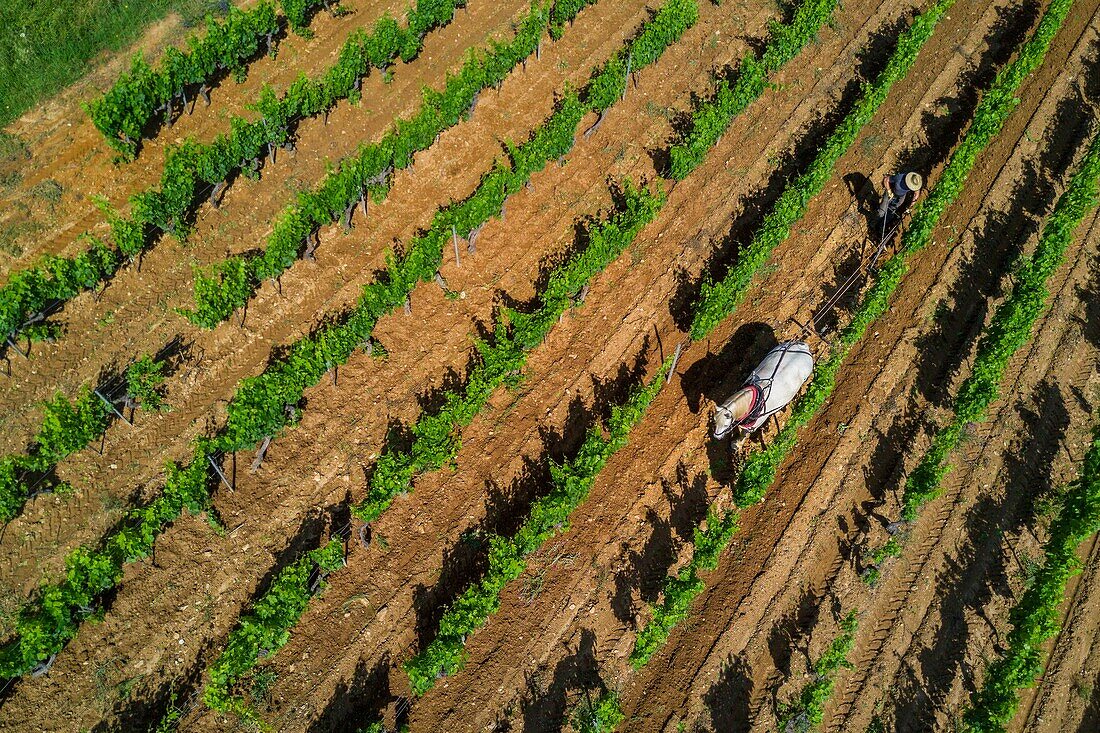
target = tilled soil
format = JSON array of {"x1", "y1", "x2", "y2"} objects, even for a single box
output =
[
  {"x1": 0, "y1": 0, "x2": 616, "y2": 596},
  {"x1": 3, "y1": 0, "x2": 1100, "y2": 731}
]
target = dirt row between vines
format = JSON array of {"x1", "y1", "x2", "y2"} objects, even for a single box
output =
[
  {"x1": 0, "y1": 0, "x2": 535, "y2": 442},
  {"x1": 0, "y1": 0, "x2": 757, "y2": 728},
  {"x1": 357, "y1": 0, "x2": 1083, "y2": 729},
  {"x1": 0, "y1": 0, "x2": 649, "y2": 600}
]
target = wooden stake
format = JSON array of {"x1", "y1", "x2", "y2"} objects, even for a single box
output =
[
  {"x1": 209, "y1": 455, "x2": 235, "y2": 492},
  {"x1": 468, "y1": 224, "x2": 482, "y2": 253},
  {"x1": 6, "y1": 336, "x2": 27, "y2": 359},
  {"x1": 94, "y1": 389, "x2": 132, "y2": 427},
  {"x1": 251, "y1": 437, "x2": 272, "y2": 471},
  {"x1": 622, "y1": 53, "x2": 632, "y2": 100},
  {"x1": 667, "y1": 342, "x2": 684, "y2": 383},
  {"x1": 452, "y1": 225, "x2": 461, "y2": 267}
]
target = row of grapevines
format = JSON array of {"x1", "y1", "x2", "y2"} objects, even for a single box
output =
[
  {"x1": 0, "y1": 355, "x2": 169, "y2": 524},
  {"x1": 0, "y1": 445, "x2": 213, "y2": 677},
  {"x1": 962, "y1": 422, "x2": 1100, "y2": 733},
  {"x1": 202, "y1": 538, "x2": 345, "y2": 725},
  {"x1": 900, "y1": 128, "x2": 1100, "y2": 520},
  {"x1": 352, "y1": 178, "x2": 667, "y2": 525},
  {"x1": 666, "y1": 0, "x2": 839, "y2": 179},
  {"x1": 777, "y1": 611, "x2": 859, "y2": 732},
  {"x1": 633, "y1": 0, "x2": 1073, "y2": 679},
  {"x1": 350, "y1": 0, "x2": 697, "y2": 523},
  {"x1": 688, "y1": 0, "x2": 954, "y2": 342},
  {"x1": 182, "y1": 0, "x2": 604, "y2": 329},
  {"x1": 629, "y1": 0, "x2": 957, "y2": 666},
  {"x1": 213, "y1": 0, "x2": 691, "y2": 458},
  {"x1": 403, "y1": 359, "x2": 671, "y2": 695},
  {"x1": 173, "y1": 0, "x2": 686, "y2": 708},
  {"x1": 87, "y1": 1, "x2": 284, "y2": 160},
  {"x1": 0, "y1": 390, "x2": 108, "y2": 524},
  {"x1": 0, "y1": 0, "x2": 464, "y2": 349},
  {"x1": 0, "y1": 0, "x2": 603, "y2": 680},
  {"x1": 279, "y1": 0, "x2": 343, "y2": 36}
]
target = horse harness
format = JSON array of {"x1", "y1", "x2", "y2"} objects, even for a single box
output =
[{"x1": 736, "y1": 341, "x2": 800, "y2": 428}]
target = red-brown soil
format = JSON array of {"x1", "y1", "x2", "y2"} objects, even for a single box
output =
[{"x1": 2, "y1": 0, "x2": 1100, "y2": 731}]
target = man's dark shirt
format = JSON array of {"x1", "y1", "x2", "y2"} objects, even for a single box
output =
[{"x1": 888, "y1": 173, "x2": 911, "y2": 198}]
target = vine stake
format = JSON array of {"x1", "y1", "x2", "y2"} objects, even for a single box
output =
[
  {"x1": 252, "y1": 437, "x2": 272, "y2": 471},
  {"x1": 93, "y1": 389, "x2": 132, "y2": 427},
  {"x1": 209, "y1": 455, "x2": 235, "y2": 491}
]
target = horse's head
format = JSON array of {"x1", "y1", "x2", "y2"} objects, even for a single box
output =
[
  {"x1": 713, "y1": 404, "x2": 735, "y2": 439},
  {"x1": 712, "y1": 387, "x2": 755, "y2": 439}
]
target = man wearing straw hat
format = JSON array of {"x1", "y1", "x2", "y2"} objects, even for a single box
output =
[{"x1": 877, "y1": 170, "x2": 923, "y2": 221}]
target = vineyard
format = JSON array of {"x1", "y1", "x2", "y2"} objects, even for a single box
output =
[{"x1": 0, "y1": 0, "x2": 1099, "y2": 730}]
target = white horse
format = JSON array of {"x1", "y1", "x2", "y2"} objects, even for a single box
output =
[{"x1": 713, "y1": 340, "x2": 814, "y2": 447}]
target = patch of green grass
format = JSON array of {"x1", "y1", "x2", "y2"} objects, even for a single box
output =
[
  {"x1": 0, "y1": 0, "x2": 231, "y2": 126},
  {"x1": 247, "y1": 666, "x2": 277, "y2": 710},
  {"x1": 29, "y1": 179, "x2": 63, "y2": 205},
  {"x1": 0, "y1": 220, "x2": 40, "y2": 258},
  {"x1": 0, "y1": 131, "x2": 30, "y2": 187},
  {"x1": 0, "y1": 131, "x2": 29, "y2": 161}
]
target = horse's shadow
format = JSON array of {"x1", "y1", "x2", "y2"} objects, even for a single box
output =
[
  {"x1": 680, "y1": 323, "x2": 777, "y2": 412},
  {"x1": 681, "y1": 322, "x2": 777, "y2": 482}
]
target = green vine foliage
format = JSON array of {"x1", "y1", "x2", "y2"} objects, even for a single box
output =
[
  {"x1": 629, "y1": 0, "x2": 954, "y2": 668},
  {"x1": 0, "y1": 234, "x2": 119, "y2": 346},
  {"x1": 181, "y1": 0, "x2": 632, "y2": 329},
  {"x1": 901, "y1": 127, "x2": 1100, "y2": 520},
  {"x1": 963, "y1": 424, "x2": 1100, "y2": 733},
  {"x1": 86, "y1": 1, "x2": 282, "y2": 159},
  {"x1": 0, "y1": 388, "x2": 110, "y2": 523},
  {"x1": 0, "y1": 349, "x2": 174, "y2": 524},
  {"x1": 215, "y1": 0, "x2": 687, "y2": 460},
  {"x1": 0, "y1": 445, "x2": 214, "y2": 677},
  {"x1": 0, "y1": 0, "x2": 463, "y2": 347},
  {"x1": 203, "y1": 538, "x2": 344, "y2": 720},
  {"x1": 351, "y1": 180, "x2": 665, "y2": 525},
  {"x1": 571, "y1": 688, "x2": 627, "y2": 732},
  {"x1": 0, "y1": 0, "x2": 629, "y2": 680},
  {"x1": 666, "y1": 0, "x2": 838, "y2": 180},
  {"x1": 127, "y1": 353, "x2": 170, "y2": 412},
  {"x1": 403, "y1": 360, "x2": 670, "y2": 694},
  {"x1": 688, "y1": 0, "x2": 954, "y2": 341},
  {"x1": 279, "y1": 0, "x2": 343, "y2": 36},
  {"x1": 777, "y1": 611, "x2": 859, "y2": 732}
]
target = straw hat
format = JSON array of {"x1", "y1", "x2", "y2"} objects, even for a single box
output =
[{"x1": 904, "y1": 172, "x2": 923, "y2": 191}]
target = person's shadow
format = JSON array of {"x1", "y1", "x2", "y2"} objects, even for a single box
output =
[{"x1": 844, "y1": 172, "x2": 879, "y2": 235}]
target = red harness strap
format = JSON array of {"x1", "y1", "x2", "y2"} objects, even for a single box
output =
[{"x1": 736, "y1": 384, "x2": 764, "y2": 428}]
